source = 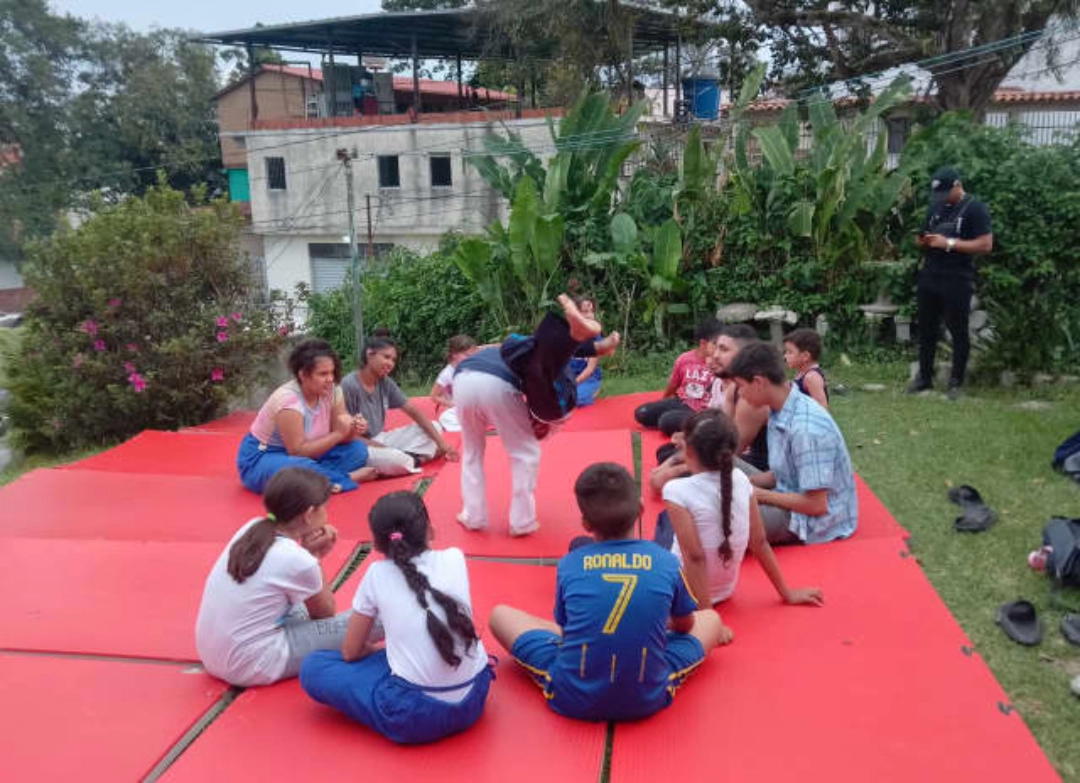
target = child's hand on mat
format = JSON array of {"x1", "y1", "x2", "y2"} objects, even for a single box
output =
[
  {"x1": 783, "y1": 587, "x2": 824, "y2": 607},
  {"x1": 303, "y1": 524, "x2": 338, "y2": 558},
  {"x1": 438, "y1": 443, "x2": 460, "y2": 462}
]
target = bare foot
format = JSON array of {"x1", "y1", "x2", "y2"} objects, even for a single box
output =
[
  {"x1": 595, "y1": 331, "x2": 621, "y2": 356},
  {"x1": 350, "y1": 466, "x2": 380, "y2": 484},
  {"x1": 557, "y1": 294, "x2": 601, "y2": 342},
  {"x1": 718, "y1": 623, "x2": 735, "y2": 645}
]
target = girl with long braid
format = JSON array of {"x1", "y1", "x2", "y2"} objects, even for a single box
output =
[
  {"x1": 662, "y1": 410, "x2": 824, "y2": 611},
  {"x1": 300, "y1": 492, "x2": 494, "y2": 744}
]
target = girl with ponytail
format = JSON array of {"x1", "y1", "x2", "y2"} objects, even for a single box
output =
[
  {"x1": 300, "y1": 492, "x2": 494, "y2": 745},
  {"x1": 662, "y1": 410, "x2": 823, "y2": 609},
  {"x1": 196, "y1": 467, "x2": 351, "y2": 687}
]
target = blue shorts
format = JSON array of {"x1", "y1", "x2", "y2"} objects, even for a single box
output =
[
  {"x1": 300, "y1": 649, "x2": 494, "y2": 744},
  {"x1": 511, "y1": 629, "x2": 705, "y2": 719}
]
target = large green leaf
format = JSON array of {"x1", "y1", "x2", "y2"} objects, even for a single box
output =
[
  {"x1": 453, "y1": 238, "x2": 493, "y2": 286},
  {"x1": 752, "y1": 125, "x2": 796, "y2": 177},
  {"x1": 788, "y1": 201, "x2": 815, "y2": 237},
  {"x1": 611, "y1": 213, "x2": 638, "y2": 255},
  {"x1": 508, "y1": 176, "x2": 539, "y2": 293},
  {"x1": 652, "y1": 219, "x2": 682, "y2": 280},
  {"x1": 530, "y1": 213, "x2": 564, "y2": 278}
]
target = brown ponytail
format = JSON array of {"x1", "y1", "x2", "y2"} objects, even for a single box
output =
[
  {"x1": 682, "y1": 409, "x2": 740, "y2": 565},
  {"x1": 227, "y1": 467, "x2": 332, "y2": 583}
]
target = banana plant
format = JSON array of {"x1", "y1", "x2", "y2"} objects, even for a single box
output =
[{"x1": 453, "y1": 175, "x2": 564, "y2": 331}]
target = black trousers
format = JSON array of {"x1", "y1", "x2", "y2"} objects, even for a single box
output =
[
  {"x1": 634, "y1": 397, "x2": 692, "y2": 433},
  {"x1": 917, "y1": 273, "x2": 973, "y2": 387}
]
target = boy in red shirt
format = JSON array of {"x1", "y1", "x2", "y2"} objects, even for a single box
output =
[{"x1": 634, "y1": 317, "x2": 723, "y2": 435}]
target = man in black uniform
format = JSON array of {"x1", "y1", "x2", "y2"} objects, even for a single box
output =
[{"x1": 908, "y1": 166, "x2": 994, "y2": 399}]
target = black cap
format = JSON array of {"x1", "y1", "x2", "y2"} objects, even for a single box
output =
[{"x1": 930, "y1": 166, "x2": 961, "y2": 200}]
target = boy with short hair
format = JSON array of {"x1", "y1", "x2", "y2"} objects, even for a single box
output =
[
  {"x1": 489, "y1": 463, "x2": 726, "y2": 721},
  {"x1": 725, "y1": 342, "x2": 857, "y2": 545},
  {"x1": 782, "y1": 328, "x2": 829, "y2": 408},
  {"x1": 634, "y1": 317, "x2": 725, "y2": 435}
]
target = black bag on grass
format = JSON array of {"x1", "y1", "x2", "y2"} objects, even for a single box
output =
[{"x1": 1043, "y1": 516, "x2": 1080, "y2": 588}]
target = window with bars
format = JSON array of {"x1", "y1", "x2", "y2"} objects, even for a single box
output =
[
  {"x1": 265, "y1": 157, "x2": 287, "y2": 190},
  {"x1": 378, "y1": 155, "x2": 400, "y2": 188},
  {"x1": 430, "y1": 155, "x2": 453, "y2": 188}
]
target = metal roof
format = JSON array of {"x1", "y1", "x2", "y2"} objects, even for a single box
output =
[{"x1": 195, "y1": 6, "x2": 714, "y2": 61}]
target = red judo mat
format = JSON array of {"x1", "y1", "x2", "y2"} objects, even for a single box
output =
[
  {"x1": 0, "y1": 537, "x2": 357, "y2": 661},
  {"x1": 637, "y1": 430, "x2": 909, "y2": 543},
  {"x1": 419, "y1": 429, "x2": 634, "y2": 558},
  {"x1": 161, "y1": 560, "x2": 607, "y2": 783},
  {"x1": 560, "y1": 390, "x2": 653, "y2": 432},
  {"x1": 62, "y1": 430, "x2": 241, "y2": 478},
  {"x1": 0, "y1": 653, "x2": 227, "y2": 783},
  {"x1": 609, "y1": 537, "x2": 1059, "y2": 782}
]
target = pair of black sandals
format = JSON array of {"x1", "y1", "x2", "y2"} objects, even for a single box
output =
[
  {"x1": 948, "y1": 484, "x2": 998, "y2": 532},
  {"x1": 996, "y1": 600, "x2": 1080, "y2": 647}
]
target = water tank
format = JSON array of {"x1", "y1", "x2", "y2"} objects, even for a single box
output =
[{"x1": 681, "y1": 71, "x2": 721, "y2": 120}]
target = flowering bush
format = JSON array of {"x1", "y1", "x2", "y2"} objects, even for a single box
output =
[{"x1": 5, "y1": 183, "x2": 285, "y2": 452}]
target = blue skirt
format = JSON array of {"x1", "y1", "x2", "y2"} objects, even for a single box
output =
[{"x1": 236, "y1": 433, "x2": 368, "y2": 494}]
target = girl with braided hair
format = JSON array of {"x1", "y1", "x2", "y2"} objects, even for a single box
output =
[
  {"x1": 300, "y1": 492, "x2": 493, "y2": 744},
  {"x1": 662, "y1": 409, "x2": 824, "y2": 610}
]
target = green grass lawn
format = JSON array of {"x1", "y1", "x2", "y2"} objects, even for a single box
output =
[
  {"x1": 3, "y1": 352, "x2": 1078, "y2": 776},
  {"x1": 823, "y1": 361, "x2": 1080, "y2": 780}
]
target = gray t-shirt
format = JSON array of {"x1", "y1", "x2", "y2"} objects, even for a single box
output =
[{"x1": 340, "y1": 371, "x2": 408, "y2": 438}]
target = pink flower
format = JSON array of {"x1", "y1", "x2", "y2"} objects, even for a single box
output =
[
  {"x1": 79, "y1": 319, "x2": 98, "y2": 336},
  {"x1": 277, "y1": 324, "x2": 291, "y2": 337},
  {"x1": 126, "y1": 343, "x2": 139, "y2": 353},
  {"x1": 216, "y1": 331, "x2": 228, "y2": 343},
  {"x1": 72, "y1": 353, "x2": 85, "y2": 368},
  {"x1": 93, "y1": 339, "x2": 106, "y2": 352},
  {"x1": 123, "y1": 361, "x2": 136, "y2": 373},
  {"x1": 107, "y1": 298, "x2": 122, "y2": 308},
  {"x1": 128, "y1": 372, "x2": 147, "y2": 393},
  {"x1": 210, "y1": 367, "x2": 225, "y2": 383},
  {"x1": 215, "y1": 316, "x2": 229, "y2": 328},
  {"x1": 230, "y1": 312, "x2": 242, "y2": 323}
]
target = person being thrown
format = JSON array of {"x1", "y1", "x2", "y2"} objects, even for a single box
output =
[{"x1": 453, "y1": 294, "x2": 620, "y2": 537}]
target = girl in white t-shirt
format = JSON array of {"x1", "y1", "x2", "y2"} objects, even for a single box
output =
[
  {"x1": 300, "y1": 491, "x2": 493, "y2": 744},
  {"x1": 662, "y1": 409, "x2": 823, "y2": 610},
  {"x1": 195, "y1": 467, "x2": 351, "y2": 687},
  {"x1": 430, "y1": 335, "x2": 481, "y2": 433}
]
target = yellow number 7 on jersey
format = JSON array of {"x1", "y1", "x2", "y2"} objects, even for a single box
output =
[{"x1": 600, "y1": 573, "x2": 639, "y2": 634}]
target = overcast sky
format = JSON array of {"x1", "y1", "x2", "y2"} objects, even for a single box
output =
[{"x1": 49, "y1": 0, "x2": 384, "y2": 34}]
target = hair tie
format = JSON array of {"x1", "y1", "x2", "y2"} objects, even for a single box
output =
[
  {"x1": 265, "y1": 513, "x2": 277, "y2": 522},
  {"x1": 389, "y1": 531, "x2": 403, "y2": 541}
]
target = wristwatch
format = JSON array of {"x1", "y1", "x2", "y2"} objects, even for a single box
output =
[{"x1": 946, "y1": 238, "x2": 956, "y2": 252}]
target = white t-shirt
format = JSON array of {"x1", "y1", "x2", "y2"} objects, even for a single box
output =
[
  {"x1": 434, "y1": 364, "x2": 456, "y2": 399},
  {"x1": 353, "y1": 547, "x2": 488, "y2": 702},
  {"x1": 662, "y1": 469, "x2": 752, "y2": 604},
  {"x1": 195, "y1": 519, "x2": 322, "y2": 686}
]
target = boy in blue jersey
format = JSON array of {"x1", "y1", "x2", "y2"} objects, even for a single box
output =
[{"x1": 489, "y1": 463, "x2": 727, "y2": 721}]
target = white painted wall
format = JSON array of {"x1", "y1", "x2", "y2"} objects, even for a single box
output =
[
  {"x1": 245, "y1": 116, "x2": 555, "y2": 299},
  {"x1": 0, "y1": 259, "x2": 23, "y2": 290}
]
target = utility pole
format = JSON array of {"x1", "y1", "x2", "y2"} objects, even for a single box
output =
[
  {"x1": 365, "y1": 195, "x2": 375, "y2": 260},
  {"x1": 336, "y1": 148, "x2": 364, "y2": 357}
]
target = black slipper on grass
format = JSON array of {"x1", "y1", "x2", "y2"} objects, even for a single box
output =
[
  {"x1": 1062, "y1": 614, "x2": 1080, "y2": 647},
  {"x1": 948, "y1": 485, "x2": 997, "y2": 532},
  {"x1": 996, "y1": 600, "x2": 1043, "y2": 646},
  {"x1": 948, "y1": 485, "x2": 986, "y2": 507}
]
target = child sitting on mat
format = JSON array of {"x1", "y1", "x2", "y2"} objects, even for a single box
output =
[
  {"x1": 430, "y1": 334, "x2": 481, "y2": 432},
  {"x1": 196, "y1": 468, "x2": 351, "y2": 687},
  {"x1": 237, "y1": 339, "x2": 373, "y2": 494},
  {"x1": 300, "y1": 492, "x2": 494, "y2": 745},
  {"x1": 659, "y1": 409, "x2": 823, "y2": 607},
  {"x1": 489, "y1": 463, "x2": 725, "y2": 721},
  {"x1": 783, "y1": 328, "x2": 829, "y2": 408},
  {"x1": 633, "y1": 317, "x2": 724, "y2": 435},
  {"x1": 454, "y1": 294, "x2": 619, "y2": 537}
]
